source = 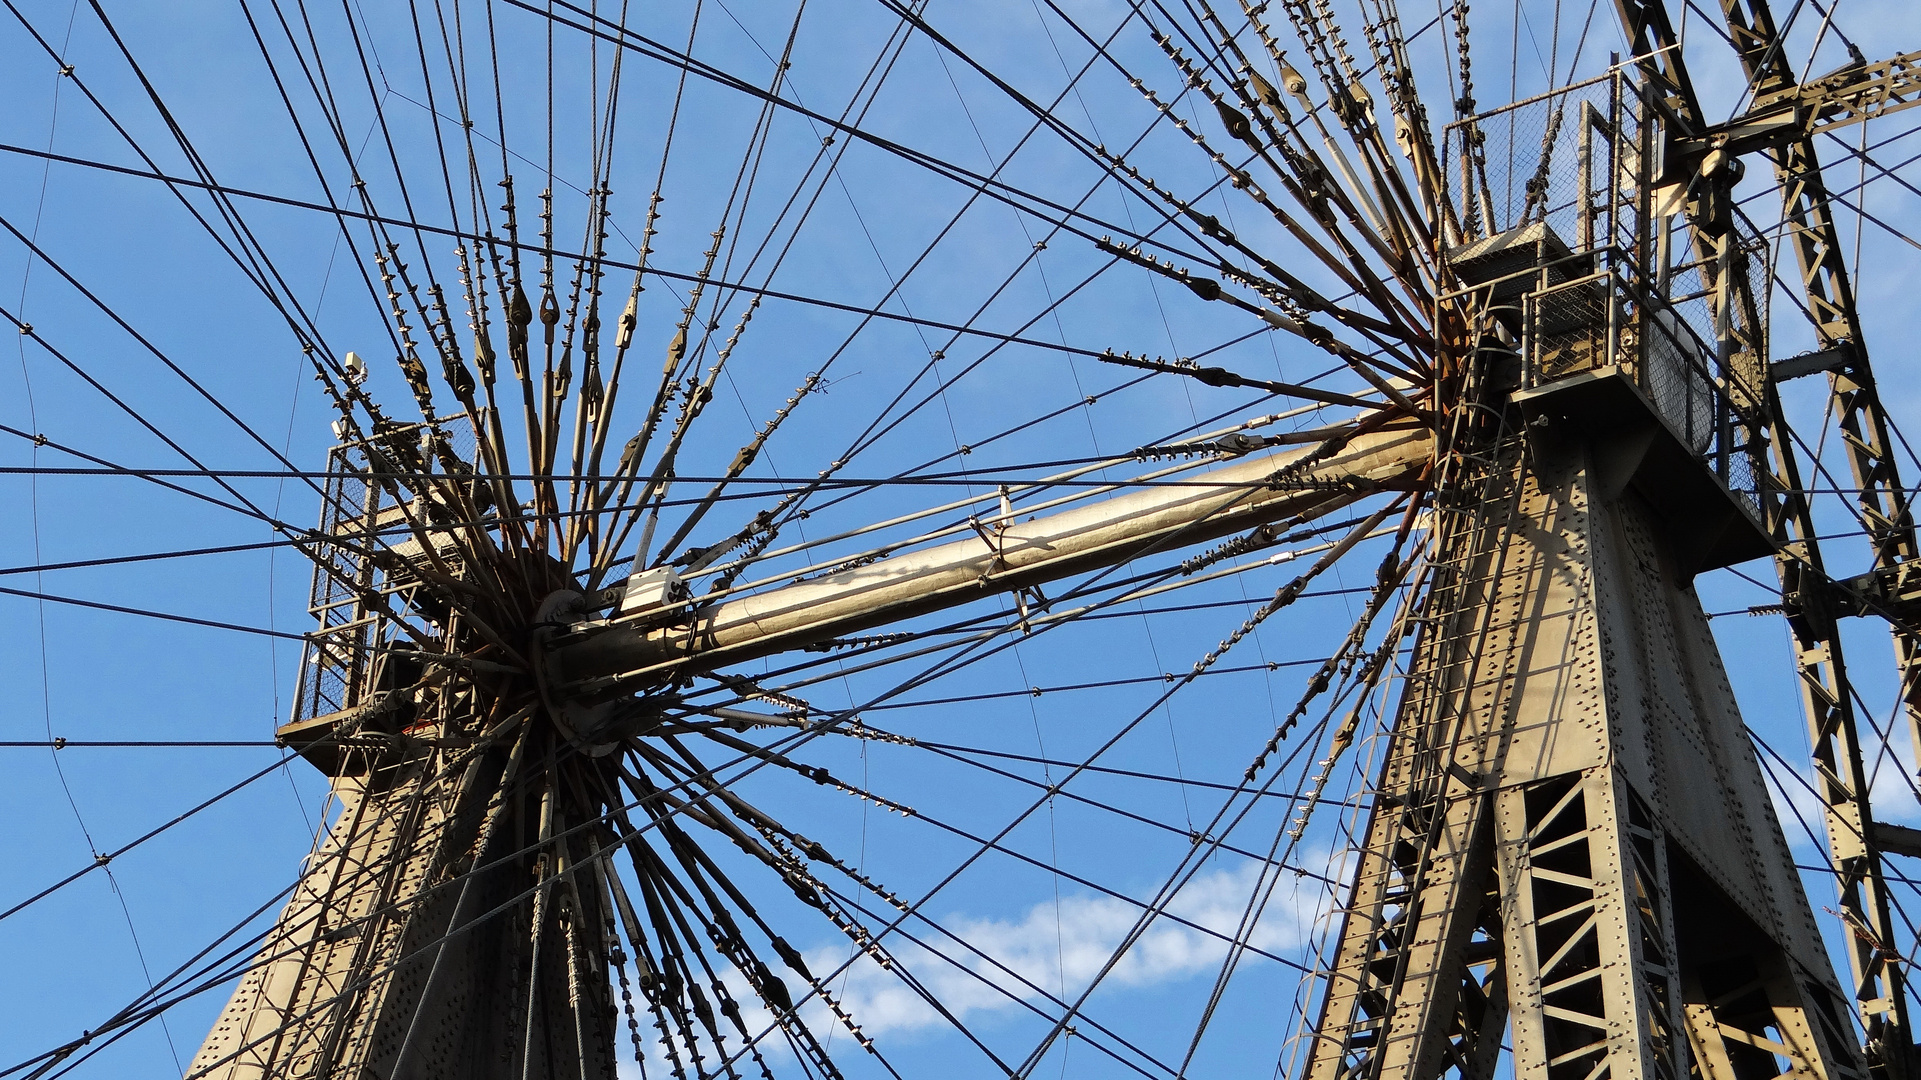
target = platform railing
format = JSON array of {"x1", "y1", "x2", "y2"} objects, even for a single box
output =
[
  {"x1": 1443, "y1": 64, "x2": 1769, "y2": 520},
  {"x1": 291, "y1": 416, "x2": 479, "y2": 729}
]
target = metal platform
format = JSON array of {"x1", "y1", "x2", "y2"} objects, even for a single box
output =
[{"x1": 1512, "y1": 365, "x2": 1773, "y2": 576}]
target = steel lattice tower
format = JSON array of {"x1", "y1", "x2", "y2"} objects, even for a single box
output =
[{"x1": 154, "y1": 0, "x2": 1921, "y2": 1077}]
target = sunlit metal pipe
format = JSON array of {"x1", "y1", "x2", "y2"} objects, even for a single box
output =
[{"x1": 549, "y1": 424, "x2": 1432, "y2": 689}]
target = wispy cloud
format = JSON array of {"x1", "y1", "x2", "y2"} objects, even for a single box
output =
[
  {"x1": 619, "y1": 854, "x2": 1345, "y2": 1078},
  {"x1": 822, "y1": 857, "x2": 1338, "y2": 1038}
]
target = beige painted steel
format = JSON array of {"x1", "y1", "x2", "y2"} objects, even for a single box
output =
[
  {"x1": 190, "y1": 748, "x2": 615, "y2": 1080},
  {"x1": 1306, "y1": 781, "x2": 1499, "y2": 1080},
  {"x1": 1307, "y1": 435, "x2": 1864, "y2": 1080},
  {"x1": 552, "y1": 424, "x2": 1433, "y2": 686},
  {"x1": 1491, "y1": 771, "x2": 1687, "y2": 1080},
  {"x1": 197, "y1": 422, "x2": 1428, "y2": 1079}
]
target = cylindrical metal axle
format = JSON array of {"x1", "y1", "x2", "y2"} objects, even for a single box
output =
[{"x1": 549, "y1": 424, "x2": 1431, "y2": 689}]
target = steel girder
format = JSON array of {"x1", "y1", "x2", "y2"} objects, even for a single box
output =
[
  {"x1": 1597, "y1": 0, "x2": 1921, "y2": 1070},
  {"x1": 191, "y1": 743, "x2": 621, "y2": 1080},
  {"x1": 1305, "y1": 428, "x2": 1865, "y2": 1080},
  {"x1": 1716, "y1": 1, "x2": 1921, "y2": 1073}
]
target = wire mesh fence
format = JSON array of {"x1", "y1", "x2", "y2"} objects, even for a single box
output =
[
  {"x1": 1443, "y1": 66, "x2": 1769, "y2": 518},
  {"x1": 1443, "y1": 71, "x2": 1642, "y2": 257}
]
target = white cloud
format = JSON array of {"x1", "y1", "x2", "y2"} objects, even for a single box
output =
[
  {"x1": 1866, "y1": 721, "x2": 1921, "y2": 826},
  {"x1": 618, "y1": 854, "x2": 1345, "y2": 1078},
  {"x1": 832, "y1": 858, "x2": 1330, "y2": 1035},
  {"x1": 1761, "y1": 751, "x2": 1830, "y2": 854}
]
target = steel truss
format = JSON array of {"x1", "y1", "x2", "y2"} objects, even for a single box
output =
[
  {"x1": 154, "y1": 2, "x2": 1921, "y2": 1077},
  {"x1": 1306, "y1": 417, "x2": 1865, "y2": 1080}
]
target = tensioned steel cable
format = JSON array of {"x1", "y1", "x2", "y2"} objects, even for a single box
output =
[{"x1": 3, "y1": 2, "x2": 1452, "y2": 1068}]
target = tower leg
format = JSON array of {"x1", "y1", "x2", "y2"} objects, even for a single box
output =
[
  {"x1": 1494, "y1": 771, "x2": 1686, "y2": 1080},
  {"x1": 1307, "y1": 436, "x2": 1866, "y2": 1080},
  {"x1": 1307, "y1": 782, "x2": 1503, "y2": 1080},
  {"x1": 189, "y1": 744, "x2": 618, "y2": 1080}
]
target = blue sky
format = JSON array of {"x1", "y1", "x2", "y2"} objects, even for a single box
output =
[{"x1": 3, "y1": 1, "x2": 1921, "y2": 1077}]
